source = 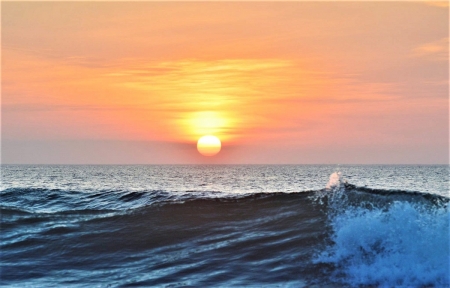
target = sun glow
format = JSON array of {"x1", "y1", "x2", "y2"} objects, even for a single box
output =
[
  {"x1": 197, "y1": 135, "x2": 221, "y2": 156},
  {"x1": 108, "y1": 59, "x2": 302, "y2": 143},
  {"x1": 188, "y1": 111, "x2": 231, "y2": 140}
]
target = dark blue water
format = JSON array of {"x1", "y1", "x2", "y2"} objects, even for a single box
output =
[{"x1": 1, "y1": 165, "x2": 449, "y2": 287}]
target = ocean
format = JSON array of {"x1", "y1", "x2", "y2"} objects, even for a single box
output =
[{"x1": 1, "y1": 165, "x2": 449, "y2": 287}]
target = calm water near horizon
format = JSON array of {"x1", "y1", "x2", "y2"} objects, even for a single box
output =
[{"x1": 1, "y1": 165, "x2": 449, "y2": 287}]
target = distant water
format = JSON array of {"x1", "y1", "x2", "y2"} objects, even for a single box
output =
[{"x1": 1, "y1": 165, "x2": 449, "y2": 287}]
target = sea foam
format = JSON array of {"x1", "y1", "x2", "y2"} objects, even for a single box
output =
[{"x1": 315, "y1": 172, "x2": 450, "y2": 287}]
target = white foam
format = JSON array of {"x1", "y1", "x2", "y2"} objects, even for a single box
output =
[
  {"x1": 325, "y1": 172, "x2": 342, "y2": 190},
  {"x1": 314, "y1": 201, "x2": 450, "y2": 287}
]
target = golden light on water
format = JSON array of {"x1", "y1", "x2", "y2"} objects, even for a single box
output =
[{"x1": 197, "y1": 135, "x2": 221, "y2": 156}]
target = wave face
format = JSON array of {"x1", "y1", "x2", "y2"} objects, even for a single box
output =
[{"x1": 1, "y1": 165, "x2": 449, "y2": 287}]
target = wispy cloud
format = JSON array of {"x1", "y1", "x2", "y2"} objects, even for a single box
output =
[{"x1": 410, "y1": 37, "x2": 449, "y2": 61}]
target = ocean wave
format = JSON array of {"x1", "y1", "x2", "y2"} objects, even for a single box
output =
[
  {"x1": 1, "y1": 173, "x2": 449, "y2": 287},
  {"x1": 315, "y1": 200, "x2": 449, "y2": 287},
  {"x1": 1, "y1": 181, "x2": 447, "y2": 214},
  {"x1": 313, "y1": 172, "x2": 450, "y2": 287}
]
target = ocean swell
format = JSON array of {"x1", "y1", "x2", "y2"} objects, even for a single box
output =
[{"x1": 1, "y1": 171, "x2": 449, "y2": 287}]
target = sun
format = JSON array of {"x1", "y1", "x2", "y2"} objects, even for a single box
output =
[{"x1": 197, "y1": 135, "x2": 221, "y2": 156}]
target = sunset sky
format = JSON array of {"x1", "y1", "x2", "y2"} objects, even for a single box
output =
[{"x1": 2, "y1": 2, "x2": 448, "y2": 164}]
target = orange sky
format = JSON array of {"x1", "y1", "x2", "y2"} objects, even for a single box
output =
[{"x1": 2, "y1": 2, "x2": 448, "y2": 164}]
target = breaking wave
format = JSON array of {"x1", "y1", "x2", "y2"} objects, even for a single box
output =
[{"x1": 1, "y1": 171, "x2": 448, "y2": 287}]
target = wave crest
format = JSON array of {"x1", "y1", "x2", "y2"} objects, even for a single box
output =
[{"x1": 313, "y1": 172, "x2": 450, "y2": 287}]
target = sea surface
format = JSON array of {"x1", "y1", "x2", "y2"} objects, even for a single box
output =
[{"x1": 1, "y1": 165, "x2": 449, "y2": 287}]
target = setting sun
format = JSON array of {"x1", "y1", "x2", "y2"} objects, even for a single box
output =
[
  {"x1": 197, "y1": 135, "x2": 221, "y2": 156},
  {"x1": 2, "y1": 2, "x2": 447, "y2": 165},
  {"x1": 1, "y1": 2, "x2": 448, "y2": 286}
]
